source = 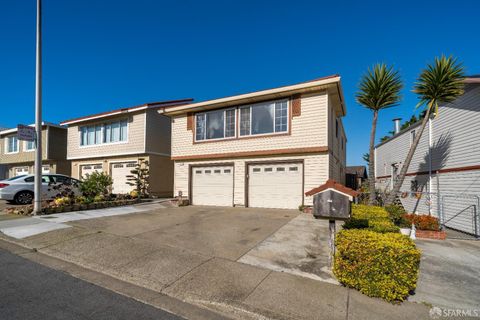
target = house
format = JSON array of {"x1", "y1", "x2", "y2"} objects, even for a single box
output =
[
  {"x1": 345, "y1": 166, "x2": 368, "y2": 190},
  {"x1": 374, "y1": 76, "x2": 480, "y2": 236},
  {"x1": 0, "y1": 122, "x2": 70, "y2": 178},
  {"x1": 164, "y1": 75, "x2": 347, "y2": 209},
  {"x1": 60, "y1": 99, "x2": 192, "y2": 197}
]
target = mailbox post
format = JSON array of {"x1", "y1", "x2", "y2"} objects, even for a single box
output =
[{"x1": 305, "y1": 180, "x2": 358, "y2": 269}]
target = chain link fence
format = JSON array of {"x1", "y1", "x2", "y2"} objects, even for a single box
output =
[{"x1": 358, "y1": 190, "x2": 479, "y2": 238}]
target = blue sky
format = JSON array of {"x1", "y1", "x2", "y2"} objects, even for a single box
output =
[{"x1": 1, "y1": 0, "x2": 479, "y2": 165}]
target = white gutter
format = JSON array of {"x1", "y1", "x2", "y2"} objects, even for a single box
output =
[{"x1": 164, "y1": 76, "x2": 342, "y2": 115}]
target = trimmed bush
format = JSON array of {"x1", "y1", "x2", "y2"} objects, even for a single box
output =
[
  {"x1": 403, "y1": 214, "x2": 440, "y2": 231},
  {"x1": 334, "y1": 229, "x2": 421, "y2": 302},
  {"x1": 343, "y1": 204, "x2": 399, "y2": 233},
  {"x1": 385, "y1": 204, "x2": 406, "y2": 225}
]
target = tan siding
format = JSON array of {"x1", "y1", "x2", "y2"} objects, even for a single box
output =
[
  {"x1": 145, "y1": 109, "x2": 171, "y2": 155},
  {"x1": 47, "y1": 127, "x2": 68, "y2": 160},
  {"x1": 174, "y1": 153, "x2": 328, "y2": 207},
  {"x1": 171, "y1": 91, "x2": 329, "y2": 158},
  {"x1": 327, "y1": 97, "x2": 346, "y2": 183},
  {"x1": 148, "y1": 154, "x2": 174, "y2": 197},
  {"x1": 0, "y1": 130, "x2": 47, "y2": 164},
  {"x1": 66, "y1": 112, "x2": 146, "y2": 160}
]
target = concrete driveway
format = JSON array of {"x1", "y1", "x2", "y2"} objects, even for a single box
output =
[{"x1": 1, "y1": 205, "x2": 430, "y2": 319}]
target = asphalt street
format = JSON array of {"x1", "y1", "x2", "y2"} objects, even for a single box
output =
[{"x1": 0, "y1": 248, "x2": 185, "y2": 320}]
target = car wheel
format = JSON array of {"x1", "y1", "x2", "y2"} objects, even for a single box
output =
[{"x1": 14, "y1": 191, "x2": 34, "y2": 205}]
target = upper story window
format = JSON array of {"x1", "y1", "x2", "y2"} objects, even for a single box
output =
[
  {"x1": 335, "y1": 119, "x2": 339, "y2": 138},
  {"x1": 80, "y1": 119, "x2": 128, "y2": 146},
  {"x1": 194, "y1": 99, "x2": 288, "y2": 142},
  {"x1": 195, "y1": 109, "x2": 236, "y2": 141},
  {"x1": 24, "y1": 140, "x2": 35, "y2": 151},
  {"x1": 5, "y1": 136, "x2": 19, "y2": 153},
  {"x1": 240, "y1": 100, "x2": 288, "y2": 136}
]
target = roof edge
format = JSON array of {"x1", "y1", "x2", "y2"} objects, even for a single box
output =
[{"x1": 0, "y1": 122, "x2": 65, "y2": 136}]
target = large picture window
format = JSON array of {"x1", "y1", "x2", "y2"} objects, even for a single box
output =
[
  {"x1": 80, "y1": 119, "x2": 128, "y2": 146},
  {"x1": 240, "y1": 100, "x2": 288, "y2": 136},
  {"x1": 195, "y1": 109, "x2": 236, "y2": 141}
]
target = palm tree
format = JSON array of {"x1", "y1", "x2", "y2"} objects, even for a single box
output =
[
  {"x1": 385, "y1": 55, "x2": 465, "y2": 205},
  {"x1": 356, "y1": 64, "x2": 403, "y2": 205}
]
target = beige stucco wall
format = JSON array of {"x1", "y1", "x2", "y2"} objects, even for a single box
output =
[
  {"x1": 48, "y1": 126, "x2": 68, "y2": 160},
  {"x1": 66, "y1": 112, "x2": 146, "y2": 160},
  {"x1": 171, "y1": 91, "x2": 329, "y2": 158},
  {"x1": 174, "y1": 153, "x2": 328, "y2": 207},
  {"x1": 145, "y1": 109, "x2": 171, "y2": 155},
  {"x1": 149, "y1": 154, "x2": 174, "y2": 197}
]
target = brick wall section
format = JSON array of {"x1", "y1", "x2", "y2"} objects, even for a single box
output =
[{"x1": 416, "y1": 230, "x2": 447, "y2": 240}]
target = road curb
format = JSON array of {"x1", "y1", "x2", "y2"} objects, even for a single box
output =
[{"x1": 0, "y1": 237, "x2": 230, "y2": 320}]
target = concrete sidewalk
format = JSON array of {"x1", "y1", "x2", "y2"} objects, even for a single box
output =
[{"x1": 0, "y1": 207, "x2": 431, "y2": 320}]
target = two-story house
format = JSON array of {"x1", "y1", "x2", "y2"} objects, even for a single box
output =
[
  {"x1": 60, "y1": 99, "x2": 192, "y2": 197},
  {"x1": 164, "y1": 75, "x2": 347, "y2": 209},
  {"x1": 374, "y1": 76, "x2": 480, "y2": 236},
  {"x1": 0, "y1": 122, "x2": 70, "y2": 178}
]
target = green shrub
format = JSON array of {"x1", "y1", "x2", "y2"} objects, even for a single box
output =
[
  {"x1": 334, "y1": 229, "x2": 421, "y2": 302},
  {"x1": 79, "y1": 172, "x2": 113, "y2": 200},
  {"x1": 385, "y1": 205, "x2": 407, "y2": 226},
  {"x1": 344, "y1": 204, "x2": 399, "y2": 233}
]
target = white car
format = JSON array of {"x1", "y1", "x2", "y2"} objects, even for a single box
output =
[{"x1": 0, "y1": 174, "x2": 82, "y2": 205}]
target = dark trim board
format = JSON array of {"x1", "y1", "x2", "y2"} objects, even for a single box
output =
[
  {"x1": 244, "y1": 159, "x2": 305, "y2": 208},
  {"x1": 188, "y1": 162, "x2": 235, "y2": 206}
]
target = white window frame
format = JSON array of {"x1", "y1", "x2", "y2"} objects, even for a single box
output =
[
  {"x1": 239, "y1": 99, "x2": 289, "y2": 138},
  {"x1": 410, "y1": 130, "x2": 416, "y2": 146},
  {"x1": 194, "y1": 108, "x2": 237, "y2": 142},
  {"x1": 5, "y1": 136, "x2": 19, "y2": 154},
  {"x1": 79, "y1": 119, "x2": 129, "y2": 148},
  {"x1": 24, "y1": 140, "x2": 36, "y2": 152}
]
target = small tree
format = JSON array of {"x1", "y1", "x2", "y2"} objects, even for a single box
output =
[
  {"x1": 385, "y1": 55, "x2": 465, "y2": 205},
  {"x1": 356, "y1": 64, "x2": 403, "y2": 205},
  {"x1": 79, "y1": 171, "x2": 113, "y2": 200},
  {"x1": 126, "y1": 159, "x2": 150, "y2": 198}
]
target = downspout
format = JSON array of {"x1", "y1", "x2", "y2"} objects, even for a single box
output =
[{"x1": 428, "y1": 117, "x2": 432, "y2": 215}]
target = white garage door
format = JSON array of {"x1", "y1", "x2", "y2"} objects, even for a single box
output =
[
  {"x1": 111, "y1": 162, "x2": 137, "y2": 194},
  {"x1": 192, "y1": 165, "x2": 233, "y2": 206},
  {"x1": 14, "y1": 167, "x2": 29, "y2": 176},
  {"x1": 80, "y1": 164, "x2": 103, "y2": 179},
  {"x1": 248, "y1": 163, "x2": 303, "y2": 209}
]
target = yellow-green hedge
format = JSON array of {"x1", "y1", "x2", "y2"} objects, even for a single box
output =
[
  {"x1": 343, "y1": 204, "x2": 399, "y2": 233},
  {"x1": 333, "y1": 229, "x2": 421, "y2": 302}
]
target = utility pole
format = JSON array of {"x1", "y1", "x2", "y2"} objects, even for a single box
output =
[{"x1": 33, "y1": 0, "x2": 42, "y2": 215}]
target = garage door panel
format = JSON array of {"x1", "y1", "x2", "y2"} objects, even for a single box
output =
[
  {"x1": 111, "y1": 162, "x2": 136, "y2": 194},
  {"x1": 248, "y1": 163, "x2": 302, "y2": 209},
  {"x1": 80, "y1": 164, "x2": 103, "y2": 179},
  {"x1": 192, "y1": 166, "x2": 233, "y2": 206}
]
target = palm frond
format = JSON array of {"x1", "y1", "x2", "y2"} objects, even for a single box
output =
[
  {"x1": 413, "y1": 55, "x2": 465, "y2": 115},
  {"x1": 356, "y1": 63, "x2": 403, "y2": 111}
]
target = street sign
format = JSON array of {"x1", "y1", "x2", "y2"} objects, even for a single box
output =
[{"x1": 17, "y1": 125, "x2": 36, "y2": 141}]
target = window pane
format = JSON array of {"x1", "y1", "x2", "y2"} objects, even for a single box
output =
[
  {"x1": 105, "y1": 124, "x2": 111, "y2": 143},
  {"x1": 120, "y1": 120, "x2": 128, "y2": 141},
  {"x1": 225, "y1": 109, "x2": 235, "y2": 137},
  {"x1": 195, "y1": 114, "x2": 205, "y2": 141},
  {"x1": 95, "y1": 125, "x2": 102, "y2": 144},
  {"x1": 26, "y1": 140, "x2": 35, "y2": 150},
  {"x1": 275, "y1": 101, "x2": 288, "y2": 132},
  {"x1": 206, "y1": 109, "x2": 224, "y2": 139},
  {"x1": 252, "y1": 103, "x2": 274, "y2": 135},
  {"x1": 87, "y1": 126, "x2": 95, "y2": 145},
  {"x1": 240, "y1": 107, "x2": 250, "y2": 136},
  {"x1": 111, "y1": 122, "x2": 120, "y2": 142}
]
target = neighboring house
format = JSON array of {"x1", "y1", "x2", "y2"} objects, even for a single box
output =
[
  {"x1": 164, "y1": 75, "x2": 347, "y2": 209},
  {"x1": 345, "y1": 166, "x2": 367, "y2": 190},
  {"x1": 375, "y1": 76, "x2": 480, "y2": 236},
  {"x1": 60, "y1": 99, "x2": 192, "y2": 197},
  {"x1": 0, "y1": 127, "x2": 7, "y2": 180},
  {"x1": 0, "y1": 122, "x2": 70, "y2": 178}
]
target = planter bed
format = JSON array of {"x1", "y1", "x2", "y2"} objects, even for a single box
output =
[
  {"x1": 6, "y1": 199, "x2": 140, "y2": 216},
  {"x1": 415, "y1": 229, "x2": 447, "y2": 240}
]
